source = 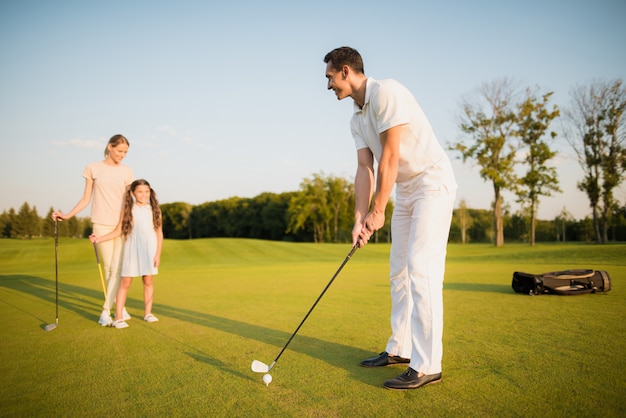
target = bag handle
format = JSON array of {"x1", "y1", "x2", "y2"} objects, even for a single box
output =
[
  {"x1": 542, "y1": 269, "x2": 595, "y2": 280},
  {"x1": 544, "y1": 280, "x2": 596, "y2": 295}
]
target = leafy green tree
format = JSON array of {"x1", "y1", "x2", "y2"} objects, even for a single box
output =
[
  {"x1": 565, "y1": 79, "x2": 626, "y2": 243},
  {"x1": 287, "y1": 173, "x2": 331, "y2": 243},
  {"x1": 515, "y1": 89, "x2": 561, "y2": 246},
  {"x1": 466, "y1": 208, "x2": 494, "y2": 243},
  {"x1": 452, "y1": 78, "x2": 518, "y2": 247},
  {"x1": 287, "y1": 172, "x2": 355, "y2": 243},
  {"x1": 43, "y1": 208, "x2": 87, "y2": 237},
  {"x1": 609, "y1": 204, "x2": 626, "y2": 241},
  {"x1": 253, "y1": 192, "x2": 293, "y2": 241},
  {"x1": 568, "y1": 217, "x2": 595, "y2": 242},
  {"x1": 504, "y1": 211, "x2": 527, "y2": 242},
  {"x1": 554, "y1": 207, "x2": 575, "y2": 242},
  {"x1": 13, "y1": 202, "x2": 40, "y2": 238},
  {"x1": 161, "y1": 202, "x2": 193, "y2": 239},
  {"x1": 189, "y1": 201, "x2": 217, "y2": 238},
  {"x1": 455, "y1": 199, "x2": 473, "y2": 244},
  {"x1": 43, "y1": 208, "x2": 56, "y2": 237},
  {"x1": 187, "y1": 193, "x2": 295, "y2": 241},
  {"x1": 222, "y1": 197, "x2": 251, "y2": 237},
  {"x1": 65, "y1": 216, "x2": 82, "y2": 238},
  {"x1": 204, "y1": 197, "x2": 244, "y2": 238},
  {"x1": 0, "y1": 210, "x2": 12, "y2": 238},
  {"x1": 535, "y1": 219, "x2": 557, "y2": 242},
  {"x1": 324, "y1": 175, "x2": 355, "y2": 243}
]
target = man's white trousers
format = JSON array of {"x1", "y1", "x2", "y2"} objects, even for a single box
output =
[{"x1": 385, "y1": 183, "x2": 455, "y2": 375}]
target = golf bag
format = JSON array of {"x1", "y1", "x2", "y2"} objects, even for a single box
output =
[{"x1": 512, "y1": 269, "x2": 611, "y2": 296}]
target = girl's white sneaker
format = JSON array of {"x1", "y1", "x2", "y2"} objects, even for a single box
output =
[
  {"x1": 144, "y1": 314, "x2": 159, "y2": 323},
  {"x1": 112, "y1": 320, "x2": 129, "y2": 329}
]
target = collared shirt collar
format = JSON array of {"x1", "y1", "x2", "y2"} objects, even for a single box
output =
[{"x1": 353, "y1": 77, "x2": 375, "y2": 113}]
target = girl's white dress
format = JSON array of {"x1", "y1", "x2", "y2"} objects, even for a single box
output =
[{"x1": 121, "y1": 204, "x2": 158, "y2": 277}]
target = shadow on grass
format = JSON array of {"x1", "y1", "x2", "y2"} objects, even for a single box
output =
[
  {"x1": 0, "y1": 274, "x2": 104, "y2": 327},
  {"x1": 0, "y1": 274, "x2": 387, "y2": 386},
  {"x1": 444, "y1": 282, "x2": 512, "y2": 294},
  {"x1": 151, "y1": 302, "x2": 386, "y2": 383}
]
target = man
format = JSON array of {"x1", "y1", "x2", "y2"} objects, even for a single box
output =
[{"x1": 323, "y1": 46, "x2": 457, "y2": 390}]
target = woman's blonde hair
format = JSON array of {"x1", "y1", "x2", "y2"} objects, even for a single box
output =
[{"x1": 104, "y1": 134, "x2": 130, "y2": 158}]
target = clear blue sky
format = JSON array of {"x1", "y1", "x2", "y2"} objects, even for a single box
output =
[{"x1": 1, "y1": 0, "x2": 624, "y2": 221}]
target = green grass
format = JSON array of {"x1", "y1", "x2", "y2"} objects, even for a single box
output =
[{"x1": 1, "y1": 239, "x2": 625, "y2": 417}]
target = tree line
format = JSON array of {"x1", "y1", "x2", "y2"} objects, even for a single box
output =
[
  {"x1": 3, "y1": 172, "x2": 626, "y2": 243},
  {"x1": 0, "y1": 173, "x2": 391, "y2": 243}
]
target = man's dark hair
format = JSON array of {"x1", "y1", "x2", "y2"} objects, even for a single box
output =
[{"x1": 324, "y1": 46, "x2": 364, "y2": 74}]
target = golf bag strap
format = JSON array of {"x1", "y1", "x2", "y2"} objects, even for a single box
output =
[
  {"x1": 542, "y1": 270, "x2": 599, "y2": 295},
  {"x1": 544, "y1": 282, "x2": 596, "y2": 295},
  {"x1": 542, "y1": 269, "x2": 594, "y2": 280}
]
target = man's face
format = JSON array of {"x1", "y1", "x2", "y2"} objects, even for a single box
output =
[{"x1": 325, "y1": 61, "x2": 350, "y2": 100}]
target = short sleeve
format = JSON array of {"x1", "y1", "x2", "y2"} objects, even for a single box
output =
[{"x1": 371, "y1": 81, "x2": 411, "y2": 134}]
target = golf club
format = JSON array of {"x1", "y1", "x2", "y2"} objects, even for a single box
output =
[
  {"x1": 93, "y1": 243, "x2": 109, "y2": 307},
  {"x1": 44, "y1": 219, "x2": 59, "y2": 332},
  {"x1": 251, "y1": 241, "x2": 360, "y2": 374}
]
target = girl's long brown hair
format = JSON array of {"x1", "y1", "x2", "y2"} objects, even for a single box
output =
[{"x1": 120, "y1": 179, "x2": 162, "y2": 237}]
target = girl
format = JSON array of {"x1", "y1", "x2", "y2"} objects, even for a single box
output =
[
  {"x1": 53, "y1": 134, "x2": 134, "y2": 326},
  {"x1": 90, "y1": 179, "x2": 164, "y2": 329}
]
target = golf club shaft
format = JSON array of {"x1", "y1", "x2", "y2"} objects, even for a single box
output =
[
  {"x1": 93, "y1": 243, "x2": 109, "y2": 305},
  {"x1": 45, "y1": 219, "x2": 60, "y2": 331},
  {"x1": 271, "y1": 243, "x2": 359, "y2": 365},
  {"x1": 54, "y1": 219, "x2": 59, "y2": 323}
]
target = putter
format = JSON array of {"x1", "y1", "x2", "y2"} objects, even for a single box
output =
[
  {"x1": 93, "y1": 243, "x2": 109, "y2": 307},
  {"x1": 44, "y1": 219, "x2": 59, "y2": 332},
  {"x1": 251, "y1": 242, "x2": 360, "y2": 373}
]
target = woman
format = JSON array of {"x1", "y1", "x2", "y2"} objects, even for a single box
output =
[{"x1": 52, "y1": 134, "x2": 134, "y2": 326}]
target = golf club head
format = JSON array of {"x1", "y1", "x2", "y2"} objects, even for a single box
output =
[
  {"x1": 251, "y1": 360, "x2": 275, "y2": 373},
  {"x1": 44, "y1": 323, "x2": 57, "y2": 332}
]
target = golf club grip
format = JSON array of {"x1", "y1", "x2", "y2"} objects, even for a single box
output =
[
  {"x1": 93, "y1": 243, "x2": 100, "y2": 264},
  {"x1": 273, "y1": 243, "x2": 359, "y2": 363}
]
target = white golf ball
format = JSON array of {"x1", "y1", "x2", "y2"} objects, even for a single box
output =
[{"x1": 263, "y1": 373, "x2": 272, "y2": 386}]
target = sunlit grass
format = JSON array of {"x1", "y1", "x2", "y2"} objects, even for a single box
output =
[{"x1": 0, "y1": 239, "x2": 624, "y2": 417}]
